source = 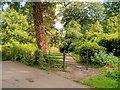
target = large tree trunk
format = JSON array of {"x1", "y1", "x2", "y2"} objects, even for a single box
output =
[{"x1": 33, "y1": 2, "x2": 48, "y2": 53}]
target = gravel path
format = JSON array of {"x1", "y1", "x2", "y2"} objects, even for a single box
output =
[{"x1": 1, "y1": 61, "x2": 90, "y2": 88}]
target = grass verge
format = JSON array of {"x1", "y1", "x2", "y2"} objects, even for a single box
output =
[{"x1": 81, "y1": 75, "x2": 118, "y2": 89}]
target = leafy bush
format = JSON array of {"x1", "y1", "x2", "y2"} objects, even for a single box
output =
[
  {"x1": 91, "y1": 51, "x2": 119, "y2": 79},
  {"x1": 90, "y1": 51, "x2": 118, "y2": 66},
  {"x1": 34, "y1": 49, "x2": 47, "y2": 65},
  {"x1": 99, "y1": 33, "x2": 120, "y2": 56},
  {"x1": 2, "y1": 41, "x2": 37, "y2": 65},
  {"x1": 105, "y1": 67, "x2": 119, "y2": 80},
  {"x1": 2, "y1": 42, "x2": 64, "y2": 70},
  {"x1": 106, "y1": 57, "x2": 119, "y2": 80},
  {"x1": 77, "y1": 41, "x2": 105, "y2": 63},
  {"x1": 1, "y1": 9, "x2": 33, "y2": 45}
]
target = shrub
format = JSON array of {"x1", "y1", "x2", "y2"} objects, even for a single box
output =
[
  {"x1": 90, "y1": 51, "x2": 119, "y2": 79},
  {"x1": 99, "y1": 33, "x2": 120, "y2": 56},
  {"x1": 2, "y1": 41, "x2": 37, "y2": 65},
  {"x1": 77, "y1": 41, "x2": 105, "y2": 63},
  {"x1": 90, "y1": 51, "x2": 118, "y2": 66},
  {"x1": 105, "y1": 56, "x2": 119, "y2": 80},
  {"x1": 105, "y1": 67, "x2": 119, "y2": 80},
  {"x1": 2, "y1": 41, "x2": 64, "y2": 70}
]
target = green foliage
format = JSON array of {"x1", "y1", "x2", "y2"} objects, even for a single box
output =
[
  {"x1": 7, "y1": 2, "x2": 21, "y2": 12},
  {"x1": 49, "y1": 30, "x2": 65, "y2": 48},
  {"x1": 89, "y1": 20, "x2": 103, "y2": 33},
  {"x1": 105, "y1": 67, "x2": 119, "y2": 80},
  {"x1": 85, "y1": 20, "x2": 104, "y2": 43},
  {"x1": 47, "y1": 53, "x2": 63, "y2": 68},
  {"x1": 91, "y1": 51, "x2": 119, "y2": 80},
  {"x1": 65, "y1": 20, "x2": 82, "y2": 39},
  {"x1": 105, "y1": 15, "x2": 119, "y2": 33},
  {"x1": 103, "y1": 2, "x2": 120, "y2": 18},
  {"x1": 1, "y1": 8, "x2": 38, "y2": 66},
  {"x1": 2, "y1": 41, "x2": 64, "y2": 70},
  {"x1": 82, "y1": 75, "x2": 118, "y2": 88},
  {"x1": 1, "y1": 5, "x2": 64, "y2": 71},
  {"x1": 77, "y1": 41, "x2": 105, "y2": 63},
  {"x1": 34, "y1": 49, "x2": 47, "y2": 65},
  {"x1": 69, "y1": 52, "x2": 80, "y2": 63},
  {"x1": 1, "y1": 9, "x2": 35, "y2": 44},
  {"x1": 90, "y1": 51, "x2": 118, "y2": 66},
  {"x1": 37, "y1": 53, "x2": 64, "y2": 71},
  {"x1": 62, "y1": 2, "x2": 86, "y2": 26},
  {"x1": 85, "y1": 32, "x2": 104, "y2": 43},
  {"x1": 99, "y1": 33, "x2": 120, "y2": 56},
  {"x1": 63, "y1": 20, "x2": 83, "y2": 52},
  {"x1": 2, "y1": 41, "x2": 37, "y2": 65},
  {"x1": 1, "y1": 2, "x2": 119, "y2": 75},
  {"x1": 62, "y1": 2, "x2": 105, "y2": 26}
]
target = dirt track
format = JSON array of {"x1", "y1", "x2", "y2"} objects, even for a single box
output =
[
  {"x1": 54, "y1": 54, "x2": 101, "y2": 82},
  {"x1": 1, "y1": 61, "x2": 90, "y2": 88}
]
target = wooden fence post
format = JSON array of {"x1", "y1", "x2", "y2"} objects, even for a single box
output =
[
  {"x1": 47, "y1": 50, "x2": 50, "y2": 64},
  {"x1": 63, "y1": 49, "x2": 65, "y2": 71},
  {"x1": 86, "y1": 50, "x2": 89, "y2": 70}
]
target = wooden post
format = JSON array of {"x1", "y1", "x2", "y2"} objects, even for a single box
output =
[
  {"x1": 86, "y1": 50, "x2": 89, "y2": 70},
  {"x1": 48, "y1": 49, "x2": 50, "y2": 61},
  {"x1": 63, "y1": 49, "x2": 65, "y2": 71}
]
